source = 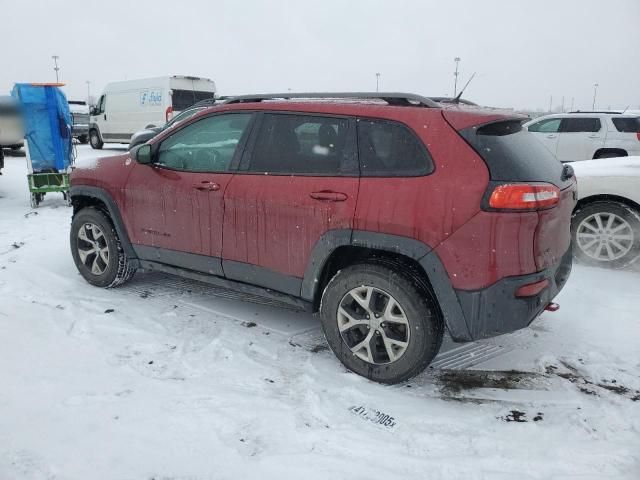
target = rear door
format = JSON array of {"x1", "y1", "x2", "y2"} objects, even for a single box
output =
[
  {"x1": 557, "y1": 117, "x2": 604, "y2": 161},
  {"x1": 124, "y1": 112, "x2": 254, "y2": 274},
  {"x1": 526, "y1": 117, "x2": 561, "y2": 157},
  {"x1": 222, "y1": 112, "x2": 359, "y2": 295}
]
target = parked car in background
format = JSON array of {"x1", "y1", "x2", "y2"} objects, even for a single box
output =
[
  {"x1": 89, "y1": 75, "x2": 216, "y2": 149},
  {"x1": 524, "y1": 112, "x2": 640, "y2": 162},
  {"x1": 68, "y1": 100, "x2": 90, "y2": 144},
  {"x1": 127, "y1": 98, "x2": 218, "y2": 150},
  {"x1": 69, "y1": 92, "x2": 576, "y2": 384},
  {"x1": 0, "y1": 95, "x2": 24, "y2": 152},
  {"x1": 571, "y1": 156, "x2": 640, "y2": 268}
]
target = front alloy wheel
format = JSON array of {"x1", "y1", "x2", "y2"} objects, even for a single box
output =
[{"x1": 76, "y1": 223, "x2": 110, "y2": 275}]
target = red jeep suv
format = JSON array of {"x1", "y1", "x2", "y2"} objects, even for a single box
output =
[{"x1": 69, "y1": 93, "x2": 576, "y2": 384}]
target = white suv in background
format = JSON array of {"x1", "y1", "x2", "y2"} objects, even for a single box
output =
[{"x1": 524, "y1": 112, "x2": 640, "y2": 162}]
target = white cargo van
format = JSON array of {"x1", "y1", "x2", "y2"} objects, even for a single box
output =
[{"x1": 89, "y1": 75, "x2": 216, "y2": 149}]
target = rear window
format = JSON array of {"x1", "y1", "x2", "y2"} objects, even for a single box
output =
[
  {"x1": 560, "y1": 117, "x2": 601, "y2": 133},
  {"x1": 459, "y1": 120, "x2": 570, "y2": 187},
  {"x1": 248, "y1": 113, "x2": 356, "y2": 175},
  {"x1": 357, "y1": 119, "x2": 433, "y2": 176},
  {"x1": 171, "y1": 90, "x2": 215, "y2": 111},
  {"x1": 612, "y1": 117, "x2": 640, "y2": 133}
]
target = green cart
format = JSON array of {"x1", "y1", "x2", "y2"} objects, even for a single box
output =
[{"x1": 27, "y1": 171, "x2": 71, "y2": 208}]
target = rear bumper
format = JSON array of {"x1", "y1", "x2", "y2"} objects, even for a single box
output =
[{"x1": 454, "y1": 246, "x2": 572, "y2": 341}]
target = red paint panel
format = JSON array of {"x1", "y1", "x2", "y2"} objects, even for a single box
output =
[
  {"x1": 123, "y1": 162, "x2": 233, "y2": 257},
  {"x1": 223, "y1": 175, "x2": 358, "y2": 277},
  {"x1": 354, "y1": 110, "x2": 490, "y2": 250},
  {"x1": 535, "y1": 183, "x2": 576, "y2": 270},
  {"x1": 434, "y1": 211, "x2": 540, "y2": 290}
]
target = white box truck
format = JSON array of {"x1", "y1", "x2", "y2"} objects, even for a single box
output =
[{"x1": 89, "y1": 75, "x2": 216, "y2": 149}]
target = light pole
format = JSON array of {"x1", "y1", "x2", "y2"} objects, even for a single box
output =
[
  {"x1": 86, "y1": 81, "x2": 91, "y2": 105},
  {"x1": 592, "y1": 83, "x2": 599, "y2": 110},
  {"x1": 375, "y1": 73, "x2": 381, "y2": 92},
  {"x1": 453, "y1": 57, "x2": 461, "y2": 97},
  {"x1": 52, "y1": 55, "x2": 60, "y2": 82}
]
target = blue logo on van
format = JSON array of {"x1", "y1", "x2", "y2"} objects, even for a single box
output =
[{"x1": 140, "y1": 90, "x2": 162, "y2": 106}]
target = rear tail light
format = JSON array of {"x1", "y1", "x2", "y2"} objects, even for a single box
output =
[
  {"x1": 165, "y1": 106, "x2": 173, "y2": 123},
  {"x1": 636, "y1": 132, "x2": 640, "y2": 141},
  {"x1": 488, "y1": 183, "x2": 560, "y2": 211}
]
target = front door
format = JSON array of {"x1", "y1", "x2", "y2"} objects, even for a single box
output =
[
  {"x1": 222, "y1": 112, "x2": 359, "y2": 295},
  {"x1": 124, "y1": 112, "x2": 254, "y2": 275},
  {"x1": 527, "y1": 117, "x2": 561, "y2": 157}
]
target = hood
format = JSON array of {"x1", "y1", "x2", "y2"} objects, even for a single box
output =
[{"x1": 570, "y1": 156, "x2": 640, "y2": 178}]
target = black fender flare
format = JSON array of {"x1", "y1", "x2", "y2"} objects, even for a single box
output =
[
  {"x1": 301, "y1": 229, "x2": 472, "y2": 342},
  {"x1": 69, "y1": 185, "x2": 138, "y2": 262}
]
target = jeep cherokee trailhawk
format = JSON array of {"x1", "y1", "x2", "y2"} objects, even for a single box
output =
[{"x1": 69, "y1": 92, "x2": 576, "y2": 384}]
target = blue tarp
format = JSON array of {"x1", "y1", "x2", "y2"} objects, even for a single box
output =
[{"x1": 11, "y1": 84, "x2": 73, "y2": 172}]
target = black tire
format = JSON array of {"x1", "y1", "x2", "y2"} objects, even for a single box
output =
[
  {"x1": 320, "y1": 263, "x2": 443, "y2": 384},
  {"x1": 70, "y1": 207, "x2": 136, "y2": 287},
  {"x1": 78, "y1": 135, "x2": 89, "y2": 144},
  {"x1": 89, "y1": 129, "x2": 103, "y2": 150},
  {"x1": 572, "y1": 201, "x2": 640, "y2": 269}
]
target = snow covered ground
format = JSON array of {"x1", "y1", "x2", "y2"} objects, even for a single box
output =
[{"x1": 1, "y1": 145, "x2": 639, "y2": 480}]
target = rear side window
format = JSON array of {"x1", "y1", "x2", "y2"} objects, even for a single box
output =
[
  {"x1": 171, "y1": 90, "x2": 215, "y2": 111},
  {"x1": 527, "y1": 118, "x2": 561, "y2": 133},
  {"x1": 560, "y1": 117, "x2": 601, "y2": 133},
  {"x1": 357, "y1": 119, "x2": 433, "y2": 176},
  {"x1": 248, "y1": 113, "x2": 355, "y2": 175},
  {"x1": 459, "y1": 120, "x2": 570, "y2": 188},
  {"x1": 612, "y1": 117, "x2": 640, "y2": 133}
]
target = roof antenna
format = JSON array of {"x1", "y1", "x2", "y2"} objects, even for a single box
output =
[
  {"x1": 452, "y1": 72, "x2": 476, "y2": 103},
  {"x1": 621, "y1": 105, "x2": 629, "y2": 114}
]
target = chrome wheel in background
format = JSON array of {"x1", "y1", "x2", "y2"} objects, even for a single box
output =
[{"x1": 576, "y1": 212, "x2": 634, "y2": 262}]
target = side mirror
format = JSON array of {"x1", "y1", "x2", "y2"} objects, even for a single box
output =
[{"x1": 135, "y1": 144, "x2": 153, "y2": 164}]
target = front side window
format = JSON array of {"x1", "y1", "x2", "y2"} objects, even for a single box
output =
[
  {"x1": 357, "y1": 118, "x2": 433, "y2": 176},
  {"x1": 96, "y1": 95, "x2": 105, "y2": 114},
  {"x1": 528, "y1": 118, "x2": 561, "y2": 133},
  {"x1": 560, "y1": 117, "x2": 601, "y2": 133},
  {"x1": 248, "y1": 113, "x2": 353, "y2": 175},
  {"x1": 157, "y1": 113, "x2": 252, "y2": 172}
]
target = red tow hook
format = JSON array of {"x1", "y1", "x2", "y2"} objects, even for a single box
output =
[{"x1": 545, "y1": 303, "x2": 560, "y2": 312}]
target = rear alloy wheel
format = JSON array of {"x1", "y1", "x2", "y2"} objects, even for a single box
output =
[
  {"x1": 89, "y1": 129, "x2": 103, "y2": 150},
  {"x1": 572, "y1": 201, "x2": 640, "y2": 268},
  {"x1": 338, "y1": 286, "x2": 410, "y2": 364},
  {"x1": 320, "y1": 263, "x2": 443, "y2": 384}
]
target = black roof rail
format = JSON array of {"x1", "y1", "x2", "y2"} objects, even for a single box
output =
[
  {"x1": 568, "y1": 110, "x2": 623, "y2": 114},
  {"x1": 221, "y1": 92, "x2": 439, "y2": 108}
]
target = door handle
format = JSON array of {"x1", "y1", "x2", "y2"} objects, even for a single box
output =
[
  {"x1": 309, "y1": 191, "x2": 348, "y2": 202},
  {"x1": 193, "y1": 181, "x2": 220, "y2": 192},
  {"x1": 104, "y1": 114, "x2": 107, "y2": 121},
  {"x1": 588, "y1": 134, "x2": 599, "y2": 138},
  {"x1": 546, "y1": 134, "x2": 557, "y2": 139}
]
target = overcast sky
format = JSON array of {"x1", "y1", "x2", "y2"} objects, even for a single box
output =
[{"x1": 2, "y1": 0, "x2": 639, "y2": 110}]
